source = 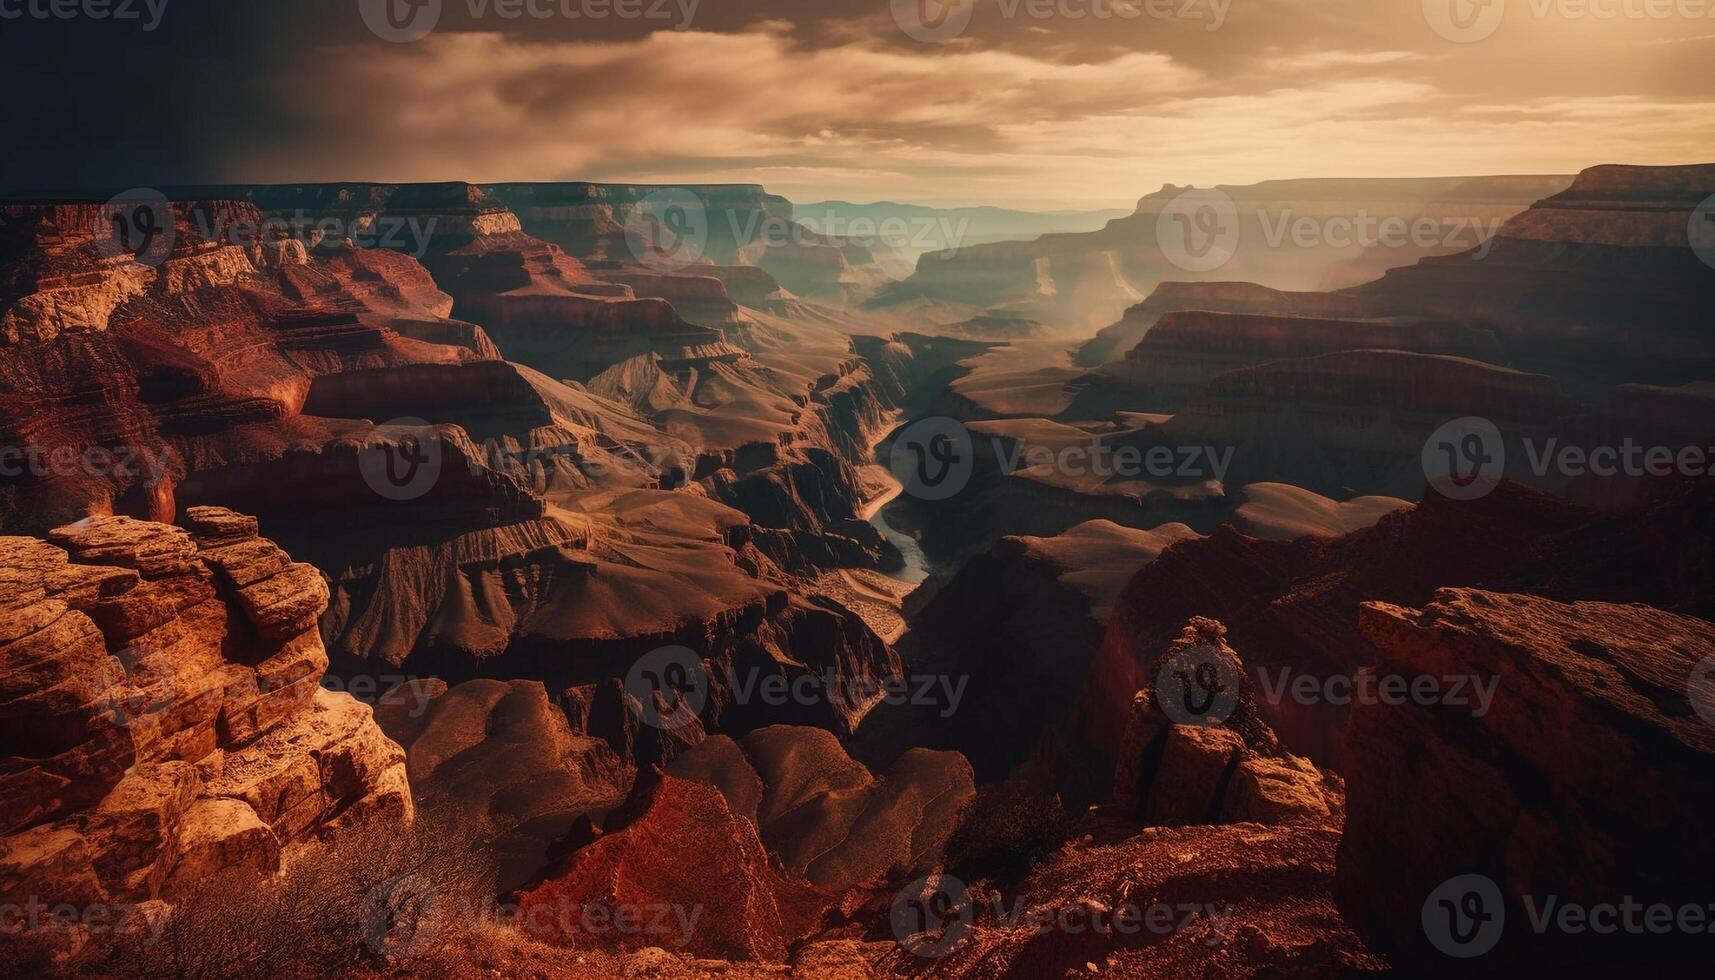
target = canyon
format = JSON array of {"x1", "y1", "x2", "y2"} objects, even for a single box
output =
[{"x1": 3, "y1": 160, "x2": 1714, "y2": 978}]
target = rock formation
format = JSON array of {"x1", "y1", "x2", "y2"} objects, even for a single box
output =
[
  {"x1": 1349, "y1": 164, "x2": 1715, "y2": 390},
  {"x1": 1339, "y1": 588, "x2": 1715, "y2": 974},
  {"x1": 481, "y1": 182, "x2": 896, "y2": 304},
  {"x1": 874, "y1": 175, "x2": 1566, "y2": 332},
  {"x1": 1108, "y1": 619, "x2": 1338, "y2": 826},
  {"x1": 0, "y1": 187, "x2": 920, "y2": 761},
  {"x1": 1074, "y1": 279, "x2": 1364, "y2": 367},
  {"x1": 514, "y1": 774, "x2": 836, "y2": 962},
  {"x1": 1072, "y1": 309, "x2": 1508, "y2": 416},
  {"x1": 877, "y1": 821, "x2": 1381, "y2": 978},
  {"x1": 0, "y1": 509, "x2": 410, "y2": 915},
  {"x1": 1078, "y1": 479, "x2": 1715, "y2": 774},
  {"x1": 858, "y1": 520, "x2": 1200, "y2": 781}
]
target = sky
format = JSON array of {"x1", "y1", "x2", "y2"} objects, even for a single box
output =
[{"x1": 2, "y1": 0, "x2": 1712, "y2": 209}]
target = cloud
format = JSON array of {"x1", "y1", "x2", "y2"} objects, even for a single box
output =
[{"x1": 227, "y1": 7, "x2": 1715, "y2": 209}]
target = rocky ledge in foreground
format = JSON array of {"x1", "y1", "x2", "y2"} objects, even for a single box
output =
[
  {"x1": 1340, "y1": 588, "x2": 1715, "y2": 974},
  {"x1": 0, "y1": 508, "x2": 410, "y2": 922},
  {"x1": 880, "y1": 821, "x2": 1382, "y2": 978}
]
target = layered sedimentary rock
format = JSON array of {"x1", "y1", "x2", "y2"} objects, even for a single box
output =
[
  {"x1": 0, "y1": 185, "x2": 910, "y2": 681},
  {"x1": 0, "y1": 509, "x2": 409, "y2": 913},
  {"x1": 1346, "y1": 164, "x2": 1715, "y2": 390},
  {"x1": 1103, "y1": 350, "x2": 1575, "y2": 500},
  {"x1": 666, "y1": 726, "x2": 975, "y2": 891},
  {"x1": 1077, "y1": 480, "x2": 1715, "y2": 774},
  {"x1": 0, "y1": 192, "x2": 644, "y2": 533},
  {"x1": 481, "y1": 182, "x2": 796, "y2": 266},
  {"x1": 481, "y1": 182, "x2": 896, "y2": 304},
  {"x1": 143, "y1": 182, "x2": 746, "y2": 379},
  {"x1": 305, "y1": 490, "x2": 899, "y2": 756},
  {"x1": 1072, "y1": 310, "x2": 1508, "y2": 416},
  {"x1": 1339, "y1": 589, "x2": 1715, "y2": 974},
  {"x1": 1075, "y1": 280, "x2": 1364, "y2": 367},
  {"x1": 874, "y1": 175, "x2": 1566, "y2": 331}
]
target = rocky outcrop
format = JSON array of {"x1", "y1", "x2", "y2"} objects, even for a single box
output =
[
  {"x1": 0, "y1": 509, "x2": 410, "y2": 913},
  {"x1": 1338, "y1": 589, "x2": 1715, "y2": 974},
  {"x1": 1078, "y1": 480, "x2": 1715, "y2": 774},
  {"x1": 1109, "y1": 619, "x2": 1338, "y2": 826},
  {"x1": 480, "y1": 182, "x2": 796, "y2": 267},
  {"x1": 666, "y1": 726, "x2": 975, "y2": 892},
  {"x1": 880, "y1": 820, "x2": 1381, "y2": 978},
  {"x1": 515, "y1": 774, "x2": 835, "y2": 962}
]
